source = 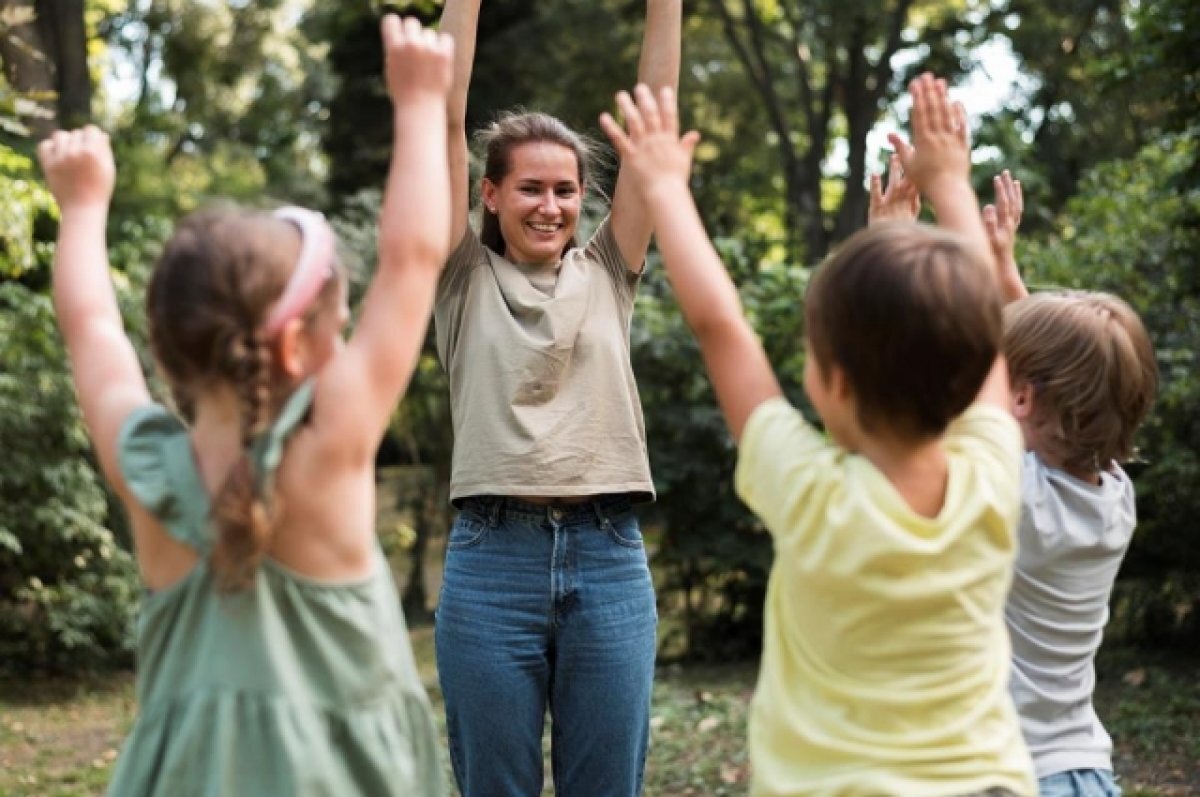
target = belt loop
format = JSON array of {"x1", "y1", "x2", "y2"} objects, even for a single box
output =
[
  {"x1": 488, "y1": 497, "x2": 502, "y2": 528},
  {"x1": 591, "y1": 498, "x2": 609, "y2": 529}
]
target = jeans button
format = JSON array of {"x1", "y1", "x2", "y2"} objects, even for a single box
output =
[{"x1": 550, "y1": 507, "x2": 564, "y2": 522}]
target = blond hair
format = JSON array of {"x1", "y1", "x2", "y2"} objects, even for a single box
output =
[{"x1": 1004, "y1": 291, "x2": 1157, "y2": 472}]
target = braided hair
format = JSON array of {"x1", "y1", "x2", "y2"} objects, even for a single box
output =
[{"x1": 146, "y1": 208, "x2": 340, "y2": 590}]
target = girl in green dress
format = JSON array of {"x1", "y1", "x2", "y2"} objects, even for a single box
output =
[{"x1": 38, "y1": 16, "x2": 453, "y2": 797}]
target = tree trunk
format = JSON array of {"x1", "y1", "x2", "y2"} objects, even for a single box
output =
[
  {"x1": 401, "y1": 481, "x2": 438, "y2": 622},
  {"x1": 35, "y1": 0, "x2": 90, "y2": 127},
  {"x1": 0, "y1": 0, "x2": 56, "y2": 136}
]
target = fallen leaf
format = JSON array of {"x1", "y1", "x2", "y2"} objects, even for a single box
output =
[
  {"x1": 1122, "y1": 668, "x2": 1147, "y2": 687},
  {"x1": 720, "y1": 763, "x2": 744, "y2": 784}
]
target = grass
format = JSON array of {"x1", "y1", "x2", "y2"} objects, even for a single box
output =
[
  {"x1": 2, "y1": 637, "x2": 1196, "y2": 796},
  {"x1": 0, "y1": 673, "x2": 135, "y2": 796}
]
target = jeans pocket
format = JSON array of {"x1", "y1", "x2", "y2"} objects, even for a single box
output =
[
  {"x1": 604, "y1": 514, "x2": 644, "y2": 549},
  {"x1": 446, "y1": 513, "x2": 491, "y2": 550}
]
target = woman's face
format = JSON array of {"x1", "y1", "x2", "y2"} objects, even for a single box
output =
[{"x1": 482, "y1": 141, "x2": 583, "y2": 266}]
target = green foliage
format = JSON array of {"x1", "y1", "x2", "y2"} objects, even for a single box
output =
[
  {"x1": 0, "y1": 143, "x2": 55, "y2": 280},
  {"x1": 0, "y1": 283, "x2": 138, "y2": 674},
  {"x1": 636, "y1": 244, "x2": 810, "y2": 661},
  {"x1": 2, "y1": 0, "x2": 1193, "y2": 673},
  {"x1": 103, "y1": 0, "x2": 332, "y2": 218},
  {"x1": 965, "y1": 0, "x2": 1200, "y2": 220},
  {"x1": 1022, "y1": 133, "x2": 1200, "y2": 644}
]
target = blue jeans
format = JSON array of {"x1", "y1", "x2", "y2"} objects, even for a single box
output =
[
  {"x1": 435, "y1": 496, "x2": 658, "y2": 797},
  {"x1": 1040, "y1": 769, "x2": 1122, "y2": 797}
]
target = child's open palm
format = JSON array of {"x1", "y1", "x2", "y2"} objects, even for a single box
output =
[
  {"x1": 868, "y1": 153, "x2": 921, "y2": 224},
  {"x1": 983, "y1": 170, "x2": 1023, "y2": 267},
  {"x1": 600, "y1": 84, "x2": 701, "y2": 198},
  {"x1": 983, "y1": 169, "x2": 1028, "y2": 300},
  {"x1": 889, "y1": 74, "x2": 970, "y2": 196},
  {"x1": 37, "y1": 126, "x2": 115, "y2": 211},
  {"x1": 382, "y1": 15, "x2": 454, "y2": 103}
]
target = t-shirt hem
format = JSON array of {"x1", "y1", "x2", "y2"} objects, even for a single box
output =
[
  {"x1": 749, "y1": 772, "x2": 1036, "y2": 797},
  {"x1": 1032, "y1": 751, "x2": 1114, "y2": 780},
  {"x1": 449, "y1": 482, "x2": 656, "y2": 507}
]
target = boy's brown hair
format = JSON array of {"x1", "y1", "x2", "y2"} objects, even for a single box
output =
[
  {"x1": 1004, "y1": 291, "x2": 1157, "y2": 472},
  {"x1": 805, "y1": 223, "x2": 1002, "y2": 440}
]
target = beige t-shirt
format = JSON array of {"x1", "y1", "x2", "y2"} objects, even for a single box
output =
[{"x1": 434, "y1": 218, "x2": 654, "y2": 505}]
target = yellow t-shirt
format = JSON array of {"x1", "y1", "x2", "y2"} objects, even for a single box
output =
[{"x1": 735, "y1": 399, "x2": 1035, "y2": 797}]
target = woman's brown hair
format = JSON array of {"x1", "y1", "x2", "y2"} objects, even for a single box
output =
[
  {"x1": 476, "y1": 110, "x2": 599, "y2": 256},
  {"x1": 146, "y1": 208, "x2": 341, "y2": 590}
]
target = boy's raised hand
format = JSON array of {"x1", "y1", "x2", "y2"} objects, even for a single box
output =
[
  {"x1": 868, "y1": 152, "x2": 921, "y2": 225},
  {"x1": 983, "y1": 170, "x2": 1028, "y2": 301},
  {"x1": 382, "y1": 15, "x2": 455, "y2": 104},
  {"x1": 888, "y1": 73, "x2": 970, "y2": 197},
  {"x1": 889, "y1": 72, "x2": 992, "y2": 267},
  {"x1": 37, "y1": 126, "x2": 115, "y2": 212},
  {"x1": 600, "y1": 84, "x2": 701, "y2": 198}
]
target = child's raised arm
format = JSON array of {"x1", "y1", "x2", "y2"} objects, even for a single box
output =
[
  {"x1": 314, "y1": 17, "x2": 454, "y2": 460},
  {"x1": 889, "y1": 74, "x2": 991, "y2": 268},
  {"x1": 890, "y1": 73, "x2": 1009, "y2": 409},
  {"x1": 601, "y1": 85, "x2": 782, "y2": 441},
  {"x1": 38, "y1": 127, "x2": 151, "y2": 497},
  {"x1": 867, "y1": 152, "x2": 921, "y2": 225},
  {"x1": 983, "y1": 170, "x2": 1027, "y2": 302}
]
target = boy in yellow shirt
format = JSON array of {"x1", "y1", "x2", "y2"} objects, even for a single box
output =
[{"x1": 601, "y1": 75, "x2": 1035, "y2": 796}]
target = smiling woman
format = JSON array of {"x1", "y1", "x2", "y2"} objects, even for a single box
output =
[
  {"x1": 477, "y1": 113, "x2": 593, "y2": 265},
  {"x1": 426, "y1": 1, "x2": 680, "y2": 795}
]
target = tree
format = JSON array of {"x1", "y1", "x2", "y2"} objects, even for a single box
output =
[
  {"x1": 0, "y1": 1, "x2": 55, "y2": 137},
  {"x1": 926, "y1": 0, "x2": 1200, "y2": 221},
  {"x1": 701, "y1": 0, "x2": 931, "y2": 260},
  {"x1": 102, "y1": 0, "x2": 331, "y2": 218}
]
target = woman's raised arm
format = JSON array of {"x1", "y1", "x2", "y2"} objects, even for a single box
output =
[
  {"x1": 609, "y1": 0, "x2": 681, "y2": 270},
  {"x1": 439, "y1": 0, "x2": 482, "y2": 247}
]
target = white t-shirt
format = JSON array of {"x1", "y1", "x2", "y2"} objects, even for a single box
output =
[{"x1": 1005, "y1": 451, "x2": 1135, "y2": 778}]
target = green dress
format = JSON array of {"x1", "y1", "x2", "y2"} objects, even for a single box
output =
[{"x1": 107, "y1": 384, "x2": 444, "y2": 797}]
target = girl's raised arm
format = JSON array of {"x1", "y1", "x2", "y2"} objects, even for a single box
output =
[
  {"x1": 38, "y1": 128, "x2": 151, "y2": 497},
  {"x1": 314, "y1": 18, "x2": 454, "y2": 459},
  {"x1": 610, "y1": 0, "x2": 681, "y2": 270},
  {"x1": 439, "y1": 0, "x2": 482, "y2": 247}
]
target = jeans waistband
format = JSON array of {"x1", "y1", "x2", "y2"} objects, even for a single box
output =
[{"x1": 459, "y1": 495, "x2": 633, "y2": 527}]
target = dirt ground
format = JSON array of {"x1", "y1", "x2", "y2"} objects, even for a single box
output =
[{"x1": 2, "y1": 637, "x2": 1197, "y2": 797}]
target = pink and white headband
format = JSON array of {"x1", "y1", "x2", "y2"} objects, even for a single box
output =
[{"x1": 262, "y1": 206, "x2": 337, "y2": 337}]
